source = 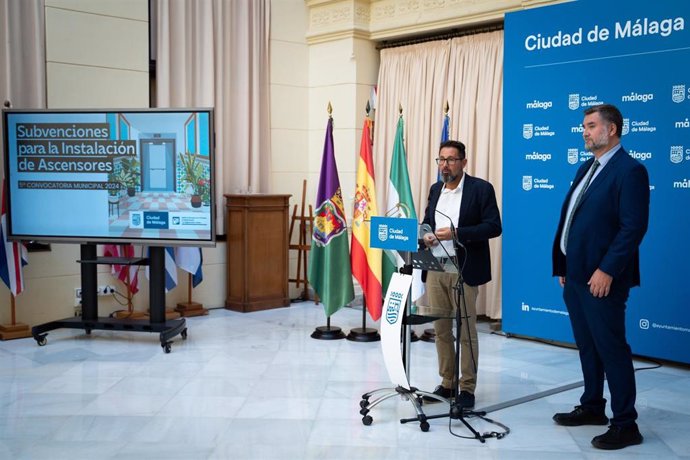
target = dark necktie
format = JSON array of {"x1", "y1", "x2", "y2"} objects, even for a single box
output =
[{"x1": 563, "y1": 159, "x2": 600, "y2": 252}]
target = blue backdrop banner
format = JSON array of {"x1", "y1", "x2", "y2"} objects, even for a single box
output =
[{"x1": 503, "y1": 0, "x2": 690, "y2": 364}]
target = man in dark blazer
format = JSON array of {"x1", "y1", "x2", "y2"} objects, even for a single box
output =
[
  {"x1": 420, "y1": 140, "x2": 502, "y2": 409},
  {"x1": 552, "y1": 104, "x2": 649, "y2": 450}
]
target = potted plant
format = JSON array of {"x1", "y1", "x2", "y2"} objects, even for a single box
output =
[
  {"x1": 119, "y1": 156, "x2": 141, "y2": 196},
  {"x1": 179, "y1": 152, "x2": 206, "y2": 207},
  {"x1": 199, "y1": 178, "x2": 211, "y2": 206},
  {"x1": 107, "y1": 171, "x2": 121, "y2": 201}
]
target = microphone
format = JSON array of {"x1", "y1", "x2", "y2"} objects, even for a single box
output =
[{"x1": 435, "y1": 209, "x2": 464, "y2": 250}]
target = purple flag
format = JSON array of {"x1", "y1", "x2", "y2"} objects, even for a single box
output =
[{"x1": 308, "y1": 117, "x2": 354, "y2": 316}]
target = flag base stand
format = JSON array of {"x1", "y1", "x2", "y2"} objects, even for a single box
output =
[
  {"x1": 0, "y1": 322, "x2": 31, "y2": 340},
  {"x1": 346, "y1": 301, "x2": 380, "y2": 342},
  {"x1": 113, "y1": 310, "x2": 148, "y2": 320},
  {"x1": 346, "y1": 327, "x2": 381, "y2": 342},
  {"x1": 311, "y1": 325, "x2": 346, "y2": 340},
  {"x1": 162, "y1": 309, "x2": 182, "y2": 320},
  {"x1": 175, "y1": 301, "x2": 208, "y2": 317},
  {"x1": 420, "y1": 328, "x2": 436, "y2": 342}
]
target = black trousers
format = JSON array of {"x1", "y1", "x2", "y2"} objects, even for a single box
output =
[{"x1": 563, "y1": 279, "x2": 638, "y2": 426}]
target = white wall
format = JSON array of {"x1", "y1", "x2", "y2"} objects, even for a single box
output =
[
  {"x1": 1, "y1": 0, "x2": 226, "y2": 327},
  {"x1": 269, "y1": 0, "x2": 311, "y2": 299},
  {"x1": 2, "y1": 0, "x2": 566, "y2": 326}
]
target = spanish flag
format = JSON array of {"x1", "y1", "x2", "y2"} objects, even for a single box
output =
[{"x1": 351, "y1": 118, "x2": 383, "y2": 320}]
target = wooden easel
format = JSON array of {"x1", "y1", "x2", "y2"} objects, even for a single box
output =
[{"x1": 288, "y1": 180, "x2": 316, "y2": 301}]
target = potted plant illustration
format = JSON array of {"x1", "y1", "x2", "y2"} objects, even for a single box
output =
[
  {"x1": 106, "y1": 171, "x2": 122, "y2": 216},
  {"x1": 107, "y1": 171, "x2": 121, "y2": 200},
  {"x1": 180, "y1": 152, "x2": 206, "y2": 208},
  {"x1": 119, "y1": 156, "x2": 141, "y2": 197}
]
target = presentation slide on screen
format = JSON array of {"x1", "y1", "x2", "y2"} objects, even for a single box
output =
[
  {"x1": 2, "y1": 110, "x2": 214, "y2": 244},
  {"x1": 503, "y1": 0, "x2": 690, "y2": 363}
]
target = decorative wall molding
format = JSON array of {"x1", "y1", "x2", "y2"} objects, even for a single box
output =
[{"x1": 305, "y1": 0, "x2": 565, "y2": 44}]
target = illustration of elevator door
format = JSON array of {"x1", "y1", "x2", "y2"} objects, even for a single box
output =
[{"x1": 142, "y1": 139, "x2": 175, "y2": 192}]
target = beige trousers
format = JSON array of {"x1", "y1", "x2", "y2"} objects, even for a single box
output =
[{"x1": 426, "y1": 270, "x2": 479, "y2": 393}]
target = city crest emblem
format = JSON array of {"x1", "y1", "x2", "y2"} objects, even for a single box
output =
[
  {"x1": 622, "y1": 118, "x2": 630, "y2": 136},
  {"x1": 522, "y1": 124, "x2": 533, "y2": 139},
  {"x1": 522, "y1": 175, "x2": 533, "y2": 191},
  {"x1": 567, "y1": 148, "x2": 578, "y2": 165},
  {"x1": 672, "y1": 85, "x2": 686, "y2": 104},
  {"x1": 568, "y1": 93, "x2": 580, "y2": 110},
  {"x1": 385, "y1": 296, "x2": 402, "y2": 324},
  {"x1": 670, "y1": 145, "x2": 683, "y2": 164},
  {"x1": 312, "y1": 196, "x2": 348, "y2": 247},
  {"x1": 378, "y1": 223, "x2": 388, "y2": 242}
]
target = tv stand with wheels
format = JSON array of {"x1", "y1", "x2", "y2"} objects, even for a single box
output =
[{"x1": 31, "y1": 244, "x2": 187, "y2": 353}]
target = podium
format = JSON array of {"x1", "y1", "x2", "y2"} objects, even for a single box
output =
[
  {"x1": 224, "y1": 194, "x2": 291, "y2": 312},
  {"x1": 358, "y1": 217, "x2": 448, "y2": 431}
]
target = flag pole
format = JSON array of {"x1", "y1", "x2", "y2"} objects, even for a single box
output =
[
  {"x1": 310, "y1": 102, "x2": 348, "y2": 340},
  {"x1": 421, "y1": 100, "x2": 451, "y2": 344},
  {"x1": 347, "y1": 101, "x2": 380, "y2": 342},
  {"x1": 175, "y1": 272, "x2": 208, "y2": 317},
  {"x1": 0, "y1": 292, "x2": 31, "y2": 340},
  {"x1": 113, "y1": 244, "x2": 145, "y2": 319}
]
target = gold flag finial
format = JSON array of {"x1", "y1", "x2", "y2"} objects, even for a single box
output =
[
  {"x1": 398, "y1": 103, "x2": 403, "y2": 116},
  {"x1": 327, "y1": 101, "x2": 333, "y2": 117},
  {"x1": 365, "y1": 100, "x2": 371, "y2": 117},
  {"x1": 444, "y1": 101, "x2": 449, "y2": 115}
]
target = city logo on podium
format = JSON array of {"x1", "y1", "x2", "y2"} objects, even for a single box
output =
[
  {"x1": 672, "y1": 85, "x2": 686, "y2": 103},
  {"x1": 385, "y1": 292, "x2": 403, "y2": 324},
  {"x1": 522, "y1": 175, "x2": 533, "y2": 191},
  {"x1": 378, "y1": 224, "x2": 389, "y2": 242},
  {"x1": 568, "y1": 93, "x2": 580, "y2": 110},
  {"x1": 523, "y1": 124, "x2": 533, "y2": 139},
  {"x1": 622, "y1": 118, "x2": 630, "y2": 136},
  {"x1": 132, "y1": 213, "x2": 141, "y2": 226},
  {"x1": 567, "y1": 148, "x2": 579, "y2": 165},
  {"x1": 670, "y1": 145, "x2": 684, "y2": 164}
]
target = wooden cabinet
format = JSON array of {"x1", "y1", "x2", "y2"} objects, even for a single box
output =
[{"x1": 224, "y1": 194, "x2": 291, "y2": 312}]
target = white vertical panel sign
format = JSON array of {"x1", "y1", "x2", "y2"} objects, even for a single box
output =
[{"x1": 380, "y1": 272, "x2": 412, "y2": 390}]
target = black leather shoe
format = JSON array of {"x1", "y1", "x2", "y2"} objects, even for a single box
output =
[
  {"x1": 457, "y1": 390, "x2": 475, "y2": 409},
  {"x1": 422, "y1": 385, "x2": 455, "y2": 403},
  {"x1": 553, "y1": 405, "x2": 609, "y2": 426},
  {"x1": 591, "y1": 424, "x2": 643, "y2": 450}
]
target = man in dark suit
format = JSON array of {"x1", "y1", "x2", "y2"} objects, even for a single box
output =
[
  {"x1": 420, "y1": 140, "x2": 502, "y2": 409},
  {"x1": 552, "y1": 104, "x2": 649, "y2": 450}
]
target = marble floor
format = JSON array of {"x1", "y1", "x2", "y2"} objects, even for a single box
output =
[{"x1": 1, "y1": 302, "x2": 688, "y2": 459}]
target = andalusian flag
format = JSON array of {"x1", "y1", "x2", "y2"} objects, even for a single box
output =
[
  {"x1": 382, "y1": 115, "x2": 417, "y2": 295},
  {"x1": 351, "y1": 118, "x2": 383, "y2": 321},
  {"x1": 309, "y1": 116, "x2": 354, "y2": 317}
]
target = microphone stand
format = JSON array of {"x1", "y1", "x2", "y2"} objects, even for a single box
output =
[
  {"x1": 404, "y1": 220, "x2": 486, "y2": 442},
  {"x1": 446, "y1": 247, "x2": 486, "y2": 442}
]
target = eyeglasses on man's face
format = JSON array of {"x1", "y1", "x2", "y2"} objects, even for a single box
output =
[{"x1": 435, "y1": 157, "x2": 462, "y2": 165}]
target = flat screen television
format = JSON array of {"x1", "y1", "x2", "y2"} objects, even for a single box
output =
[{"x1": 2, "y1": 108, "x2": 215, "y2": 247}]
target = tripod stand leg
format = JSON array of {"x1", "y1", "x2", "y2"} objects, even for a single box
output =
[
  {"x1": 457, "y1": 412, "x2": 486, "y2": 443},
  {"x1": 406, "y1": 405, "x2": 487, "y2": 442}
]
